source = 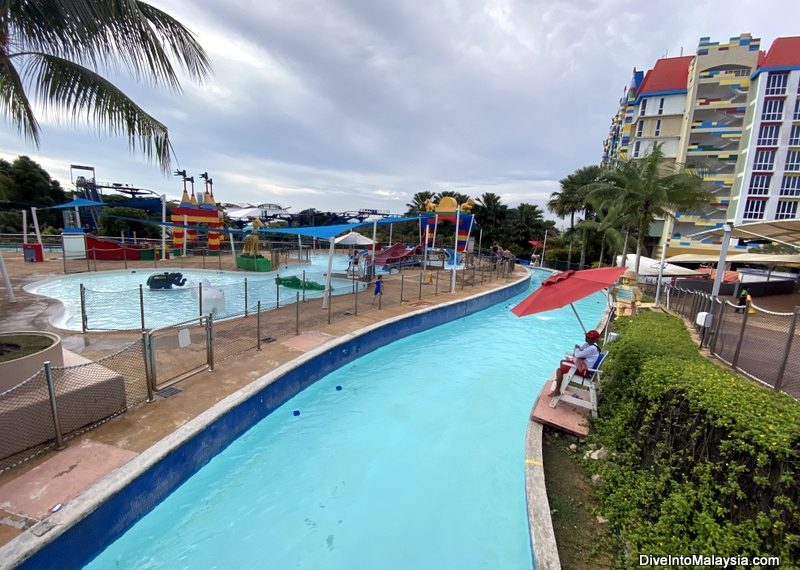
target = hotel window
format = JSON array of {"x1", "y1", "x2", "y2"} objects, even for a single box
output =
[
  {"x1": 748, "y1": 174, "x2": 771, "y2": 195},
  {"x1": 636, "y1": 121, "x2": 644, "y2": 137},
  {"x1": 791, "y1": 125, "x2": 800, "y2": 146},
  {"x1": 753, "y1": 149, "x2": 776, "y2": 171},
  {"x1": 658, "y1": 98, "x2": 665, "y2": 115},
  {"x1": 786, "y1": 150, "x2": 800, "y2": 171},
  {"x1": 743, "y1": 199, "x2": 766, "y2": 220},
  {"x1": 762, "y1": 99, "x2": 784, "y2": 121},
  {"x1": 776, "y1": 200, "x2": 798, "y2": 220},
  {"x1": 757, "y1": 124, "x2": 780, "y2": 146},
  {"x1": 633, "y1": 141, "x2": 641, "y2": 158},
  {"x1": 639, "y1": 99, "x2": 647, "y2": 116},
  {"x1": 654, "y1": 119, "x2": 662, "y2": 137},
  {"x1": 765, "y1": 73, "x2": 788, "y2": 96},
  {"x1": 795, "y1": 98, "x2": 800, "y2": 120},
  {"x1": 781, "y1": 175, "x2": 800, "y2": 196}
]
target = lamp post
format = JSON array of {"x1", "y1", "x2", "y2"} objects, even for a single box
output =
[{"x1": 712, "y1": 222, "x2": 733, "y2": 298}]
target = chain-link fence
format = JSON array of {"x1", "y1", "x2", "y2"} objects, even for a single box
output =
[
  {"x1": 661, "y1": 285, "x2": 800, "y2": 398},
  {"x1": 1, "y1": 257, "x2": 519, "y2": 470},
  {"x1": 0, "y1": 339, "x2": 150, "y2": 472}
]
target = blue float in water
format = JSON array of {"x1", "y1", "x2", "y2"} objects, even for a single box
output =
[
  {"x1": 335, "y1": 385, "x2": 342, "y2": 391},
  {"x1": 293, "y1": 410, "x2": 300, "y2": 416}
]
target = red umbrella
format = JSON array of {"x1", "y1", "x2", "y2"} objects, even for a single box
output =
[
  {"x1": 528, "y1": 240, "x2": 545, "y2": 248},
  {"x1": 511, "y1": 267, "x2": 625, "y2": 331}
]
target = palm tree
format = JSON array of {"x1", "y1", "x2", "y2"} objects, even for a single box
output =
[
  {"x1": 548, "y1": 165, "x2": 601, "y2": 264},
  {"x1": 504, "y1": 203, "x2": 546, "y2": 248},
  {"x1": 472, "y1": 192, "x2": 508, "y2": 248},
  {"x1": 1, "y1": 1, "x2": 212, "y2": 173},
  {"x1": 590, "y1": 144, "x2": 711, "y2": 273},
  {"x1": 406, "y1": 191, "x2": 434, "y2": 214}
]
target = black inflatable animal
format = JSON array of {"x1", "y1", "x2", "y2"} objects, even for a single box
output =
[{"x1": 146, "y1": 272, "x2": 187, "y2": 290}]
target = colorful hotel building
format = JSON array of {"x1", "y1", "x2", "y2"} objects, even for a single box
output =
[{"x1": 602, "y1": 34, "x2": 800, "y2": 256}]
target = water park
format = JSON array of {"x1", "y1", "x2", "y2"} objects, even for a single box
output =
[{"x1": 0, "y1": 172, "x2": 799, "y2": 568}]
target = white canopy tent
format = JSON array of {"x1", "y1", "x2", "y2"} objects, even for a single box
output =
[
  {"x1": 334, "y1": 232, "x2": 374, "y2": 246},
  {"x1": 616, "y1": 254, "x2": 700, "y2": 277}
]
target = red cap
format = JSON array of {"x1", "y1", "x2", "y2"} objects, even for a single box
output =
[{"x1": 586, "y1": 330, "x2": 600, "y2": 340}]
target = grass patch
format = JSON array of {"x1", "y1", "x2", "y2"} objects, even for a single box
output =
[{"x1": 0, "y1": 334, "x2": 54, "y2": 363}]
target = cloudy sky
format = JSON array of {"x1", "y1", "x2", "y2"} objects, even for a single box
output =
[{"x1": 2, "y1": 0, "x2": 800, "y2": 217}]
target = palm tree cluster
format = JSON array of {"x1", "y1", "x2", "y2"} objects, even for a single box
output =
[
  {"x1": 1, "y1": 0, "x2": 212, "y2": 173},
  {"x1": 547, "y1": 144, "x2": 712, "y2": 271},
  {"x1": 405, "y1": 191, "x2": 552, "y2": 255}
]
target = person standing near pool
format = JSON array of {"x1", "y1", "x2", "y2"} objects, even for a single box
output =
[{"x1": 372, "y1": 275, "x2": 383, "y2": 305}]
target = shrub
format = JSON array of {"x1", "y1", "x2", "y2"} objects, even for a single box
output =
[{"x1": 591, "y1": 311, "x2": 800, "y2": 565}]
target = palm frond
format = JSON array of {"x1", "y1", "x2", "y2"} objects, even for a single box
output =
[
  {"x1": 23, "y1": 53, "x2": 172, "y2": 171},
  {"x1": 0, "y1": 57, "x2": 40, "y2": 145},
  {"x1": 10, "y1": 0, "x2": 211, "y2": 90}
]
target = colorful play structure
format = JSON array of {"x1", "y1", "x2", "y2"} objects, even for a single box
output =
[
  {"x1": 171, "y1": 171, "x2": 224, "y2": 255},
  {"x1": 419, "y1": 196, "x2": 475, "y2": 270}
]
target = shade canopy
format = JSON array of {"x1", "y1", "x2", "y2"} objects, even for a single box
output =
[
  {"x1": 260, "y1": 215, "x2": 435, "y2": 240},
  {"x1": 512, "y1": 267, "x2": 625, "y2": 317},
  {"x1": 690, "y1": 218, "x2": 800, "y2": 247},
  {"x1": 728, "y1": 253, "x2": 800, "y2": 266},
  {"x1": 334, "y1": 231, "x2": 374, "y2": 245},
  {"x1": 617, "y1": 254, "x2": 700, "y2": 276},
  {"x1": 528, "y1": 240, "x2": 545, "y2": 248},
  {"x1": 665, "y1": 253, "x2": 721, "y2": 264},
  {"x1": 48, "y1": 197, "x2": 106, "y2": 209}
]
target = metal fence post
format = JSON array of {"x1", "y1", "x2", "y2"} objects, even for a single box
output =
[
  {"x1": 710, "y1": 299, "x2": 725, "y2": 356},
  {"x1": 139, "y1": 284, "x2": 145, "y2": 330},
  {"x1": 400, "y1": 274, "x2": 404, "y2": 304},
  {"x1": 123, "y1": 245, "x2": 128, "y2": 270},
  {"x1": 80, "y1": 283, "x2": 87, "y2": 333},
  {"x1": 276, "y1": 280, "x2": 280, "y2": 309},
  {"x1": 327, "y1": 292, "x2": 332, "y2": 324},
  {"x1": 302, "y1": 270, "x2": 306, "y2": 302},
  {"x1": 418, "y1": 272, "x2": 423, "y2": 300},
  {"x1": 218, "y1": 251, "x2": 222, "y2": 271},
  {"x1": 732, "y1": 301, "x2": 751, "y2": 370},
  {"x1": 257, "y1": 301, "x2": 262, "y2": 350},
  {"x1": 43, "y1": 361, "x2": 66, "y2": 450},
  {"x1": 435, "y1": 270, "x2": 439, "y2": 296},
  {"x1": 774, "y1": 306, "x2": 800, "y2": 392},
  {"x1": 141, "y1": 331, "x2": 154, "y2": 402},
  {"x1": 93, "y1": 246, "x2": 97, "y2": 272},
  {"x1": 244, "y1": 278, "x2": 248, "y2": 316},
  {"x1": 296, "y1": 292, "x2": 300, "y2": 335},
  {"x1": 206, "y1": 314, "x2": 215, "y2": 371},
  {"x1": 199, "y1": 281, "x2": 203, "y2": 317},
  {"x1": 86, "y1": 248, "x2": 91, "y2": 272}
]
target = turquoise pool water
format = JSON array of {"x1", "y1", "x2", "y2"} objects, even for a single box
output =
[
  {"x1": 24, "y1": 254, "x2": 364, "y2": 331},
  {"x1": 85, "y1": 272, "x2": 607, "y2": 569}
]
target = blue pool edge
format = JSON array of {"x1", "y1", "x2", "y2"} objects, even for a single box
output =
[{"x1": 3, "y1": 272, "x2": 532, "y2": 570}]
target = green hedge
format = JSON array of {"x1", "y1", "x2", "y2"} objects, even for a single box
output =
[{"x1": 592, "y1": 311, "x2": 800, "y2": 566}]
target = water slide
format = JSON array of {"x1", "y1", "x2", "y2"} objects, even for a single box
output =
[
  {"x1": 443, "y1": 249, "x2": 463, "y2": 268},
  {"x1": 373, "y1": 243, "x2": 414, "y2": 265}
]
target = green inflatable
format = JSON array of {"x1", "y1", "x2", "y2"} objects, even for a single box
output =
[{"x1": 275, "y1": 275, "x2": 326, "y2": 291}]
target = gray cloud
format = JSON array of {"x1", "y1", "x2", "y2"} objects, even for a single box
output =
[{"x1": 2, "y1": 0, "x2": 800, "y2": 220}]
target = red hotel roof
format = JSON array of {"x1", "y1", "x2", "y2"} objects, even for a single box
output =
[
  {"x1": 637, "y1": 56, "x2": 693, "y2": 97},
  {"x1": 759, "y1": 36, "x2": 800, "y2": 68}
]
